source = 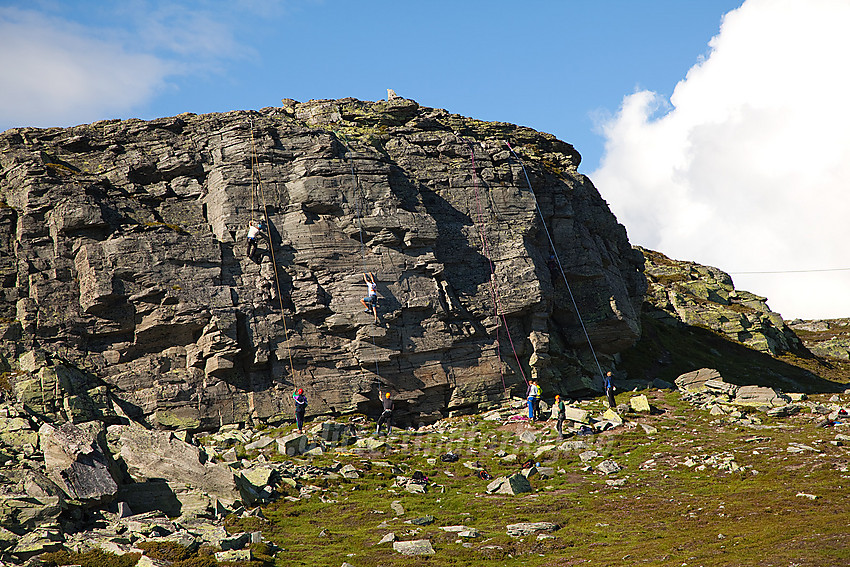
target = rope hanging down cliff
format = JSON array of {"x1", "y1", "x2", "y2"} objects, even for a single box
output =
[
  {"x1": 505, "y1": 142, "x2": 606, "y2": 384},
  {"x1": 249, "y1": 122, "x2": 296, "y2": 381},
  {"x1": 464, "y1": 138, "x2": 525, "y2": 393},
  {"x1": 337, "y1": 132, "x2": 382, "y2": 382}
]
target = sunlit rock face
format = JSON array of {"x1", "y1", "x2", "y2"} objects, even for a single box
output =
[{"x1": 0, "y1": 97, "x2": 645, "y2": 428}]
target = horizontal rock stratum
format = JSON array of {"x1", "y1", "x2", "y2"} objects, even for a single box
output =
[{"x1": 0, "y1": 97, "x2": 645, "y2": 428}]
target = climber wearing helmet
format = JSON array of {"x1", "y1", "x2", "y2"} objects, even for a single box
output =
[
  {"x1": 292, "y1": 388, "x2": 307, "y2": 433},
  {"x1": 376, "y1": 391, "x2": 394, "y2": 436},
  {"x1": 246, "y1": 220, "x2": 266, "y2": 260}
]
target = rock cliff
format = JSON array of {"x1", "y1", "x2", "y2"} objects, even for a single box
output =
[
  {"x1": 0, "y1": 98, "x2": 645, "y2": 429},
  {"x1": 639, "y1": 247, "x2": 803, "y2": 356}
]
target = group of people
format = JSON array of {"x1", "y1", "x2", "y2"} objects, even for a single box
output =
[
  {"x1": 290, "y1": 388, "x2": 395, "y2": 436},
  {"x1": 290, "y1": 372, "x2": 616, "y2": 440},
  {"x1": 533, "y1": 372, "x2": 617, "y2": 439}
]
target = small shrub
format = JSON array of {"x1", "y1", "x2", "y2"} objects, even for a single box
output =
[
  {"x1": 136, "y1": 540, "x2": 193, "y2": 562},
  {"x1": 171, "y1": 556, "x2": 218, "y2": 567},
  {"x1": 40, "y1": 548, "x2": 141, "y2": 567}
]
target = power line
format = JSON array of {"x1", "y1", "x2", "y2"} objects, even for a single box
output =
[{"x1": 729, "y1": 267, "x2": 850, "y2": 275}]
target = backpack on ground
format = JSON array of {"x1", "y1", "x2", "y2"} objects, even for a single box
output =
[{"x1": 440, "y1": 452, "x2": 459, "y2": 463}]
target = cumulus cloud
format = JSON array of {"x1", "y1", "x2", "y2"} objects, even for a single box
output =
[{"x1": 592, "y1": 0, "x2": 850, "y2": 319}]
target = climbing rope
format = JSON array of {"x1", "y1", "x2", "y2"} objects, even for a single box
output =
[
  {"x1": 249, "y1": 120, "x2": 258, "y2": 224},
  {"x1": 249, "y1": 120, "x2": 296, "y2": 383},
  {"x1": 337, "y1": 132, "x2": 382, "y2": 383},
  {"x1": 505, "y1": 141, "x2": 606, "y2": 383},
  {"x1": 467, "y1": 142, "x2": 508, "y2": 393},
  {"x1": 464, "y1": 137, "x2": 529, "y2": 390}
]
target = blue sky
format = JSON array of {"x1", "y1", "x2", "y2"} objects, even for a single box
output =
[
  {"x1": 4, "y1": 0, "x2": 850, "y2": 320},
  {"x1": 0, "y1": 0, "x2": 742, "y2": 172}
]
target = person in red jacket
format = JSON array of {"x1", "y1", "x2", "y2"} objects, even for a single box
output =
[{"x1": 292, "y1": 388, "x2": 307, "y2": 433}]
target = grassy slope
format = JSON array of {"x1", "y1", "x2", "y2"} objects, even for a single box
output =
[{"x1": 226, "y1": 387, "x2": 850, "y2": 567}]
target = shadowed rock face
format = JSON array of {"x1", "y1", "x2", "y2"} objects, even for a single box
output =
[{"x1": 0, "y1": 97, "x2": 645, "y2": 428}]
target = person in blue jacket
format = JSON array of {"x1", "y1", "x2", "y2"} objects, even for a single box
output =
[{"x1": 604, "y1": 371, "x2": 616, "y2": 409}]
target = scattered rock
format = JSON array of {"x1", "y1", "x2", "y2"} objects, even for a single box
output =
[
  {"x1": 579, "y1": 450, "x2": 599, "y2": 462},
  {"x1": 406, "y1": 515, "x2": 435, "y2": 526},
  {"x1": 506, "y1": 522, "x2": 559, "y2": 537},
  {"x1": 639, "y1": 423, "x2": 658, "y2": 435},
  {"x1": 486, "y1": 473, "x2": 532, "y2": 495},
  {"x1": 767, "y1": 405, "x2": 800, "y2": 418},
  {"x1": 339, "y1": 464, "x2": 360, "y2": 479},
  {"x1": 596, "y1": 460, "x2": 621, "y2": 475},
  {"x1": 518, "y1": 430, "x2": 538, "y2": 444},
  {"x1": 354, "y1": 437, "x2": 387, "y2": 451},
  {"x1": 393, "y1": 539, "x2": 435, "y2": 556},
  {"x1": 630, "y1": 395, "x2": 651, "y2": 413}
]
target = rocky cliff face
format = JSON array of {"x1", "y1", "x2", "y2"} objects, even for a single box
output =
[
  {"x1": 0, "y1": 98, "x2": 645, "y2": 429},
  {"x1": 639, "y1": 247, "x2": 803, "y2": 356}
]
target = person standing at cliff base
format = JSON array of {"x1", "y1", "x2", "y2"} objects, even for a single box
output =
[
  {"x1": 246, "y1": 220, "x2": 265, "y2": 259},
  {"x1": 554, "y1": 394, "x2": 566, "y2": 439},
  {"x1": 604, "y1": 371, "x2": 616, "y2": 409},
  {"x1": 292, "y1": 388, "x2": 307, "y2": 433},
  {"x1": 376, "y1": 391, "x2": 394, "y2": 436},
  {"x1": 526, "y1": 380, "x2": 541, "y2": 421},
  {"x1": 360, "y1": 272, "x2": 379, "y2": 322}
]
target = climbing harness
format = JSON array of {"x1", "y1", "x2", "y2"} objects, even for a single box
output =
[{"x1": 505, "y1": 141, "x2": 606, "y2": 385}]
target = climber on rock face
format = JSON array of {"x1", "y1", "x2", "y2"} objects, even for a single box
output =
[
  {"x1": 246, "y1": 220, "x2": 265, "y2": 259},
  {"x1": 360, "y1": 272, "x2": 379, "y2": 322}
]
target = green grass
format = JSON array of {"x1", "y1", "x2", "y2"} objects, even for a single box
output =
[{"x1": 217, "y1": 389, "x2": 850, "y2": 567}]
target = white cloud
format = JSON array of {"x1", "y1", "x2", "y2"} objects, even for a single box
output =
[
  {"x1": 0, "y1": 2, "x2": 259, "y2": 131},
  {"x1": 592, "y1": 0, "x2": 850, "y2": 320},
  {"x1": 0, "y1": 7, "x2": 173, "y2": 129}
]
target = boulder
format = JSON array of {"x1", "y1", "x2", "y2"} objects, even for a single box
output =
[
  {"x1": 602, "y1": 408, "x2": 623, "y2": 425},
  {"x1": 506, "y1": 522, "x2": 559, "y2": 537},
  {"x1": 39, "y1": 422, "x2": 118, "y2": 503},
  {"x1": 277, "y1": 433, "x2": 308, "y2": 456},
  {"x1": 115, "y1": 424, "x2": 239, "y2": 503},
  {"x1": 393, "y1": 539, "x2": 435, "y2": 556},
  {"x1": 318, "y1": 421, "x2": 352, "y2": 443},
  {"x1": 630, "y1": 395, "x2": 651, "y2": 413},
  {"x1": 518, "y1": 430, "x2": 537, "y2": 444},
  {"x1": 486, "y1": 473, "x2": 532, "y2": 495},
  {"x1": 735, "y1": 386, "x2": 788, "y2": 408},
  {"x1": 675, "y1": 368, "x2": 722, "y2": 393},
  {"x1": 354, "y1": 437, "x2": 387, "y2": 450},
  {"x1": 596, "y1": 460, "x2": 621, "y2": 474},
  {"x1": 563, "y1": 406, "x2": 590, "y2": 423}
]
